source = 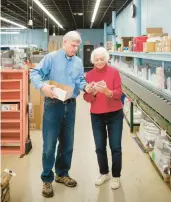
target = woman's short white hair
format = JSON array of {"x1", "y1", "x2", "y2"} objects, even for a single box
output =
[
  {"x1": 91, "y1": 47, "x2": 109, "y2": 64},
  {"x1": 63, "y1": 31, "x2": 82, "y2": 43}
]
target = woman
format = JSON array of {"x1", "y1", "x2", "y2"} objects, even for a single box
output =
[{"x1": 83, "y1": 47, "x2": 123, "y2": 190}]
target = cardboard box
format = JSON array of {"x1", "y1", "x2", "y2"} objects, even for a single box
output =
[
  {"x1": 146, "y1": 27, "x2": 163, "y2": 34},
  {"x1": 143, "y1": 42, "x2": 156, "y2": 52},
  {"x1": 162, "y1": 36, "x2": 171, "y2": 41},
  {"x1": 121, "y1": 37, "x2": 132, "y2": 47},
  {"x1": 34, "y1": 105, "x2": 43, "y2": 129},
  {"x1": 30, "y1": 83, "x2": 41, "y2": 105},
  {"x1": 0, "y1": 104, "x2": 18, "y2": 111},
  {"x1": 164, "y1": 46, "x2": 171, "y2": 52},
  {"x1": 51, "y1": 81, "x2": 73, "y2": 101}
]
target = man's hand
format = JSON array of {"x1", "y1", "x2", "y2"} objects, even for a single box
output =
[{"x1": 41, "y1": 85, "x2": 57, "y2": 99}]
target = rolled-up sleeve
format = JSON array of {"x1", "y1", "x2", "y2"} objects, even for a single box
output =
[
  {"x1": 30, "y1": 54, "x2": 52, "y2": 90},
  {"x1": 78, "y1": 59, "x2": 87, "y2": 91},
  {"x1": 83, "y1": 73, "x2": 95, "y2": 103}
]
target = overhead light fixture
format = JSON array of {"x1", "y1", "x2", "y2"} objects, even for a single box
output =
[
  {"x1": 28, "y1": 7, "x2": 33, "y2": 26},
  {"x1": 0, "y1": 27, "x2": 25, "y2": 30},
  {"x1": 44, "y1": 18, "x2": 47, "y2": 32},
  {"x1": 53, "y1": 25, "x2": 55, "y2": 36},
  {"x1": 33, "y1": 0, "x2": 63, "y2": 29},
  {"x1": 73, "y1": 13, "x2": 83, "y2": 16},
  {"x1": 0, "y1": 17, "x2": 27, "y2": 29},
  {"x1": 90, "y1": 0, "x2": 101, "y2": 28},
  {"x1": 0, "y1": 32, "x2": 20, "y2": 34}
]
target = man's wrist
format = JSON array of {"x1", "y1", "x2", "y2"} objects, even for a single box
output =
[{"x1": 83, "y1": 85, "x2": 87, "y2": 92}]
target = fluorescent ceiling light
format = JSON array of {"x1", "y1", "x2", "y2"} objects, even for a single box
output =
[
  {"x1": 90, "y1": 0, "x2": 101, "y2": 28},
  {"x1": 28, "y1": 19, "x2": 33, "y2": 26},
  {"x1": 0, "y1": 32, "x2": 20, "y2": 34},
  {"x1": 0, "y1": 17, "x2": 27, "y2": 29},
  {"x1": 0, "y1": 27, "x2": 25, "y2": 30},
  {"x1": 33, "y1": 0, "x2": 63, "y2": 29}
]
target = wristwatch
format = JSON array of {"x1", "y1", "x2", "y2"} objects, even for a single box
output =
[{"x1": 107, "y1": 90, "x2": 113, "y2": 98}]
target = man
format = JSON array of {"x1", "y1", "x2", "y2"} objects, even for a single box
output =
[{"x1": 30, "y1": 31, "x2": 91, "y2": 198}]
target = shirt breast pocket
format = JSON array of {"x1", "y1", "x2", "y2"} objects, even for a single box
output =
[{"x1": 70, "y1": 65, "x2": 81, "y2": 82}]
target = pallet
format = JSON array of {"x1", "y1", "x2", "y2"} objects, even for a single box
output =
[
  {"x1": 133, "y1": 134, "x2": 153, "y2": 153},
  {"x1": 148, "y1": 152, "x2": 170, "y2": 183}
]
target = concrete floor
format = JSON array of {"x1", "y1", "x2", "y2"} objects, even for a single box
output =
[{"x1": 1, "y1": 95, "x2": 171, "y2": 202}]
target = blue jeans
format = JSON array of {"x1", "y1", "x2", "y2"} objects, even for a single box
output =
[
  {"x1": 91, "y1": 109, "x2": 123, "y2": 177},
  {"x1": 41, "y1": 97, "x2": 76, "y2": 182}
]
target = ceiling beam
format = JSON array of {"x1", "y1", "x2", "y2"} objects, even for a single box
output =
[
  {"x1": 97, "y1": 0, "x2": 115, "y2": 28},
  {"x1": 1, "y1": 12, "x2": 27, "y2": 26},
  {"x1": 66, "y1": 0, "x2": 77, "y2": 29},
  {"x1": 51, "y1": 0, "x2": 68, "y2": 26},
  {"x1": 1, "y1": 5, "x2": 42, "y2": 27}
]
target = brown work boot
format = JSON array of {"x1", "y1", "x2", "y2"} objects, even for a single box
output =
[
  {"x1": 42, "y1": 182, "x2": 54, "y2": 198},
  {"x1": 55, "y1": 176, "x2": 77, "y2": 187}
]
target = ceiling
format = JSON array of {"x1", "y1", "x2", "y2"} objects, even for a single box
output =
[{"x1": 1, "y1": 0, "x2": 132, "y2": 34}]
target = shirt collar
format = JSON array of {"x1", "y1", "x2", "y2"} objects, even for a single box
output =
[
  {"x1": 94, "y1": 64, "x2": 108, "y2": 72},
  {"x1": 61, "y1": 49, "x2": 72, "y2": 61}
]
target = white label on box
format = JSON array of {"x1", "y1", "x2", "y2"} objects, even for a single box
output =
[{"x1": 0, "y1": 105, "x2": 10, "y2": 111}]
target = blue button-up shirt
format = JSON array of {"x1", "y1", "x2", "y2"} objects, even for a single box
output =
[{"x1": 30, "y1": 49, "x2": 87, "y2": 98}]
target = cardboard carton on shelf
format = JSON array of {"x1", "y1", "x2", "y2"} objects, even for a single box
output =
[
  {"x1": 121, "y1": 37, "x2": 132, "y2": 47},
  {"x1": 162, "y1": 36, "x2": 171, "y2": 41},
  {"x1": 143, "y1": 42, "x2": 156, "y2": 52},
  {"x1": 163, "y1": 46, "x2": 171, "y2": 52},
  {"x1": 50, "y1": 81, "x2": 74, "y2": 102},
  {"x1": 146, "y1": 27, "x2": 163, "y2": 33},
  {"x1": 146, "y1": 27, "x2": 164, "y2": 38},
  {"x1": 0, "y1": 104, "x2": 19, "y2": 111}
]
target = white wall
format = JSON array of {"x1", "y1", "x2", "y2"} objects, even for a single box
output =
[
  {"x1": 141, "y1": 0, "x2": 171, "y2": 35},
  {"x1": 116, "y1": 2, "x2": 136, "y2": 37},
  {"x1": 114, "y1": 0, "x2": 171, "y2": 37}
]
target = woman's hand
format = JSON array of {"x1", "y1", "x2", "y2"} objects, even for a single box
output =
[
  {"x1": 94, "y1": 81, "x2": 113, "y2": 98},
  {"x1": 94, "y1": 80, "x2": 107, "y2": 93}
]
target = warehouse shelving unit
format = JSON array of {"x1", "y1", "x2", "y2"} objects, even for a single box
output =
[
  {"x1": 109, "y1": 52, "x2": 171, "y2": 186},
  {"x1": 0, "y1": 70, "x2": 29, "y2": 155},
  {"x1": 109, "y1": 51, "x2": 171, "y2": 62},
  {"x1": 109, "y1": 52, "x2": 171, "y2": 138}
]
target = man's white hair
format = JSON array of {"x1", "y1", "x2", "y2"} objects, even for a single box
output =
[
  {"x1": 63, "y1": 31, "x2": 82, "y2": 43},
  {"x1": 91, "y1": 47, "x2": 109, "y2": 64}
]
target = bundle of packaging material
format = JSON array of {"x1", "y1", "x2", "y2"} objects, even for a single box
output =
[
  {"x1": 123, "y1": 98, "x2": 142, "y2": 124},
  {"x1": 156, "y1": 67, "x2": 165, "y2": 89},
  {"x1": 123, "y1": 97, "x2": 130, "y2": 115},
  {"x1": 152, "y1": 135, "x2": 171, "y2": 175},
  {"x1": 127, "y1": 107, "x2": 142, "y2": 124},
  {"x1": 105, "y1": 41, "x2": 112, "y2": 51},
  {"x1": 137, "y1": 118, "x2": 161, "y2": 149},
  {"x1": 155, "y1": 36, "x2": 171, "y2": 52},
  {"x1": 143, "y1": 27, "x2": 170, "y2": 52}
]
